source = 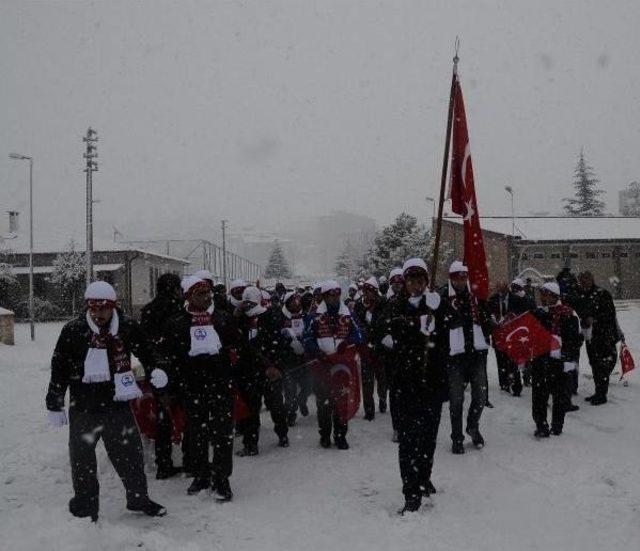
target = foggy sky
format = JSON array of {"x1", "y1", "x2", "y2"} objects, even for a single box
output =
[{"x1": 2, "y1": 0, "x2": 639, "y2": 248}]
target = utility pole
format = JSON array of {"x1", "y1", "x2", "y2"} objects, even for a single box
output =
[
  {"x1": 221, "y1": 220, "x2": 228, "y2": 287},
  {"x1": 83, "y1": 128, "x2": 98, "y2": 285}
]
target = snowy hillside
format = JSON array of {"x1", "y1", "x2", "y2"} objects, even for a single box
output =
[{"x1": 1, "y1": 305, "x2": 639, "y2": 551}]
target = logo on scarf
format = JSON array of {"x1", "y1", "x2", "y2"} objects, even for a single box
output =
[
  {"x1": 121, "y1": 373, "x2": 135, "y2": 387},
  {"x1": 194, "y1": 328, "x2": 208, "y2": 341}
]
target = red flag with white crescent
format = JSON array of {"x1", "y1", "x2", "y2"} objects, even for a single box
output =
[
  {"x1": 619, "y1": 344, "x2": 635, "y2": 381},
  {"x1": 493, "y1": 312, "x2": 559, "y2": 365},
  {"x1": 448, "y1": 75, "x2": 490, "y2": 300}
]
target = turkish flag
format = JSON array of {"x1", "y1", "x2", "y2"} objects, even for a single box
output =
[
  {"x1": 619, "y1": 344, "x2": 635, "y2": 381},
  {"x1": 448, "y1": 75, "x2": 489, "y2": 300},
  {"x1": 233, "y1": 385, "x2": 252, "y2": 421},
  {"x1": 493, "y1": 312, "x2": 558, "y2": 365},
  {"x1": 310, "y1": 346, "x2": 361, "y2": 423},
  {"x1": 130, "y1": 381, "x2": 186, "y2": 444}
]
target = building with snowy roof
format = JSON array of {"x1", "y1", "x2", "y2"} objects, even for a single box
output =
[
  {"x1": 438, "y1": 216, "x2": 640, "y2": 299},
  {"x1": 0, "y1": 213, "x2": 189, "y2": 317}
]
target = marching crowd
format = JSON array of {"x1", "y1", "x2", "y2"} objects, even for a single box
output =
[{"x1": 45, "y1": 257, "x2": 624, "y2": 519}]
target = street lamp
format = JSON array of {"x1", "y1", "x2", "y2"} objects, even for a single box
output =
[
  {"x1": 425, "y1": 196, "x2": 436, "y2": 230},
  {"x1": 504, "y1": 186, "x2": 515, "y2": 237},
  {"x1": 8, "y1": 153, "x2": 35, "y2": 341}
]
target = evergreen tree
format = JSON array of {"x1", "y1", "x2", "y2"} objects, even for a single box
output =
[
  {"x1": 335, "y1": 240, "x2": 366, "y2": 280},
  {"x1": 563, "y1": 149, "x2": 606, "y2": 216},
  {"x1": 49, "y1": 240, "x2": 86, "y2": 315},
  {"x1": 264, "y1": 240, "x2": 292, "y2": 279},
  {"x1": 365, "y1": 213, "x2": 450, "y2": 278}
]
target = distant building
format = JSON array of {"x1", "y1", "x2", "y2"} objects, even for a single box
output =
[
  {"x1": 619, "y1": 182, "x2": 640, "y2": 216},
  {"x1": 439, "y1": 216, "x2": 640, "y2": 299},
  {"x1": 0, "y1": 213, "x2": 189, "y2": 317}
]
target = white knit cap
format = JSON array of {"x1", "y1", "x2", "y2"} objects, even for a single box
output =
[
  {"x1": 511, "y1": 278, "x2": 525, "y2": 288},
  {"x1": 541, "y1": 281, "x2": 561, "y2": 296},
  {"x1": 363, "y1": 276, "x2": 379, "y2": 290},
  {"x1": 449, "y1": 260, "x2": 468, "y2": 274},
  {"x1": 194, "y1": 269, "x2": 215, "y2": 283},
  {"x1": 402, "y1": 258, "x2": 428, "y2": 275},
  {"x1": 181, "y1": 275, "x2": 205, "y2": 295},
  {"x1": 283, "y1": 291, "x2": 297, "y2": 304},
  {"x1": 230, "y1": 278, "x2": 248, "y2": 291},
  {"x1": 379, "y1": 275, "x2": 388, "y2": 283},
  {"x1": 84, "y1": 281, "x2": 117, "y2": 301},
  {"x1": 389, "y1": 267, "x2": 404, "y2": 280},
  {"x1": 321, "y1": 280, "x2": 341, "y2": 294},
  {"x1": 261, "y1": 290, "x2": 271, "y2": 300},
  {"x1": 348, "y1": 282, "x2": 358, "y2": 291},
  {"x1": 242, "y1": 286, "x2": 263, "y2": 305}
]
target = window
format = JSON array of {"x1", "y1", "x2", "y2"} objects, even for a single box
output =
[
  {"x1": 618, "y1": 252, "x2": 628, "y2": 258},
  {"x1": 585, "y1": 252, "x2": 597, "y2": 259},
  {"x1": 550, "y1": 252, "x2": 561, "y2": 259},
  {"x1": 533, "y1": 252, "x2": 545, "y2": 259},
  {"x1": 602, "y1": 252, "x2": 611, "y2": 258},
  {"x1": 569, "y1": 253, "x2": 579, "y2": 259}
]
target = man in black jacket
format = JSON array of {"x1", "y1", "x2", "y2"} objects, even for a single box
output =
[
  {"x1": 576, "y1": 271, "x2": 622, "y2": 405},
  {"x1": 234, "y1": 285, "x2": 290, "y2": 456},
  {"x1": 353, "y1": 277, "x2": 388, "y2": 420},
  {"x1": 441, "y1": 261, "x2": 493, "y2": 454},
  {"x1": 531, "y1": 282, "x2": 582, "y2": 436},
  {"x1": 161, "y1": 275, "x2": 241, "y2": 500},
  {"x1": 139, "y1": 272, "x2": 185, "y2": 479},
  {"x1": 380, "y1": 258, "x2": 446, "y2": 514},
  {"x1": 46, "y1": 281, "x2": 167, "y2": 521}
]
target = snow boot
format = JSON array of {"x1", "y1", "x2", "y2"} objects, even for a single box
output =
[
  {"x1": 566, "y1": 404, "x2": 580, "y2": 412},
  {"x1": 278, "y1": 435, "x2": 290, "y2": 448},
  {"x1": 334, "y1": 435, "x2": 349, "y2": 450},
  {"x1": 421, "y1": 480, "x2": 437, "y2": 497},
  {"x1": 187, "y1": 477, "x2": 211, "y2": 495},
  {"x1": 320, "y1": 435, "x2": 332, "y2": 448},
  {"x1": 236, "y1": 444, "x2": 259, "y2": 457},
  {"x1": 398, "y1": 497, "x2": 421, "y2": 515},
  {"x1": 212, "y1": 478, "x2": 233, "y2": 502},
  {"x1": 590, "y1": 395, "x2": 607, "y2": 406},
  {"x1": 364, "y1": 412, "x2": 375, "y2": 421},
  {"x1": 127, "y1": 498, "x2": 167, "y2": 517},
  {"x1": 485, "y1": 400, "x2": 494, "y2": 409},
  {"x1": 451, "y1": 441, "x2": 465, "y2": 455},
  {"x1": 69, "y1": 496, "x2": 98, "y2": 522},
  {"x1": 534, "y1": 426, "x2": 550, "y2": 438},
  {"x1": 466, "y1": 428, "x2": 485, "y2": 449},
  {"x1": 551, "y1": 426, "x2": 563, "y2": 436},
  {"x1": 379, "y1": 399, "x2": 387, "y2": 414},
  {"x1": 287, "y1": 414, "x2": 297, "y2": 427}
]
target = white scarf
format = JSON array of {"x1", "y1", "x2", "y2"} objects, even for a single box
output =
[{"x1": 188, "y1": 304, "x2": 222, "y2": 357}]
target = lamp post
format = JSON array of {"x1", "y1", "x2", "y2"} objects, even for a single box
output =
[
  {"x1": 505, "y1": 186, "x2": 515, "y2": 237},
  {"x1": 425, "y1": 196, "x2": 436, "y2": 230},
  {"x1": 8, "y1": 153, "x2": 35, "y2": 341}
]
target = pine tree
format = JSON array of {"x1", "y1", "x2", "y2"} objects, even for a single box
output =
[
  {"x1": 335, "y1": 240, "x2": 366, "y2": 280},
  {"x1": 49, "y1": 240, "x2": 86, "y2": 315},
  {"x1": 264, "y1": 240, "x2": 292, "y2": 279},
  {"x1": 364, "y1": 213, "x2": 450, "y2": 278},
  {"x1": 563, "y1": 149, "x2": 606, "y2": 216}
]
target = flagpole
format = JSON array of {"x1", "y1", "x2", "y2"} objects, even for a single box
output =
[{"x1": 429, "y1": 39, "x2": 460, "y2": 290}]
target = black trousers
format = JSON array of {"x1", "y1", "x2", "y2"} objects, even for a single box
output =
[
  {"x1": 586, "y1": 343, "x2": 617, "y2": 398},
  {"x1": 314, "y1": 376, "x2": 347, "y2": 439},
  {"x1": 532, "y1": 359, "x2": 570, "y2": 431},
  {"x1": 183, "y1": 377, "x2": 234, "y2": 481},
  {"x1": 447, "y1": 351, "x2": 488, "y2": 442},
  {"x1": 283, "y1": 364, "x2": 312, "y2": 420},
  {"x1": 384, "y1": 362, "x2": 399, "y2": 432},
  {"x1": 68, "y1": 407, "x2": 148, "y2": 517},
  {"x1": 238, "y1": 376, "x2": 288, "y2": 448},
  {"x1": 397, "y1": 395, "x2": 443, "y2": 500},
  {"x1": 361, "y1": 354, "x2": 388, "y2": 416}
]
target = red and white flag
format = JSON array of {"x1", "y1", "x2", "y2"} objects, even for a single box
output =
[
  {"x1": 619, "y1": 344, "x2": 635, "y2": 381},
  {"x1": 448, "y1": 74, "x2": 489, "y2": 300},
  {"x1": 493, "y1": 312, "x2": 560, "y2": 365}
]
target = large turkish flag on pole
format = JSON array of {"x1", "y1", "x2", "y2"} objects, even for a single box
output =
[{"x1": 448, "y1": 76, "x2": 490, "y2": 300}]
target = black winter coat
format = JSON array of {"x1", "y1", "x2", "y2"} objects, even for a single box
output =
[
  {"x1": 574, "y1": 285, "x2": 621, "y2": 352},
  {"x1": 46, "y1": 312, "x2": 155, "y2": 413}
]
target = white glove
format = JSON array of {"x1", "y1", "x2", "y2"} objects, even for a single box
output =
[
  {"x1": 550, "y1": 335, "x2": 562, "y2": 359},
  {"x1": 582, "y1": 326, "x2": 592, "y2": 342},
  {"x1": 425, "y1": 291, "x2": 441, "y2": 311},
  {"x1": 563, "y1": 362, "x2": 577, "y2": 373},
  {"x1": 150, "y1": 368, "x2": 169, "y2": 389},
  {"x1": 382, "y1": 334, "x2": 394, "y2": 350},
  {"x1": 290, "y1": 338, "x2": 304, "y2": 355},
  {"x1": 48, "y1": 410, "x2": 67, "y2": 428}
]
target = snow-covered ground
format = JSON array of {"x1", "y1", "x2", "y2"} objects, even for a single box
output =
[{"x1": 1, "y1": 305, "x2": 639, "y2": 551}]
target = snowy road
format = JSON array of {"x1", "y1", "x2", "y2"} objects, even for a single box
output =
[{"x1": 1, "y1": 306, "x2": 639, "y2": 551}]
